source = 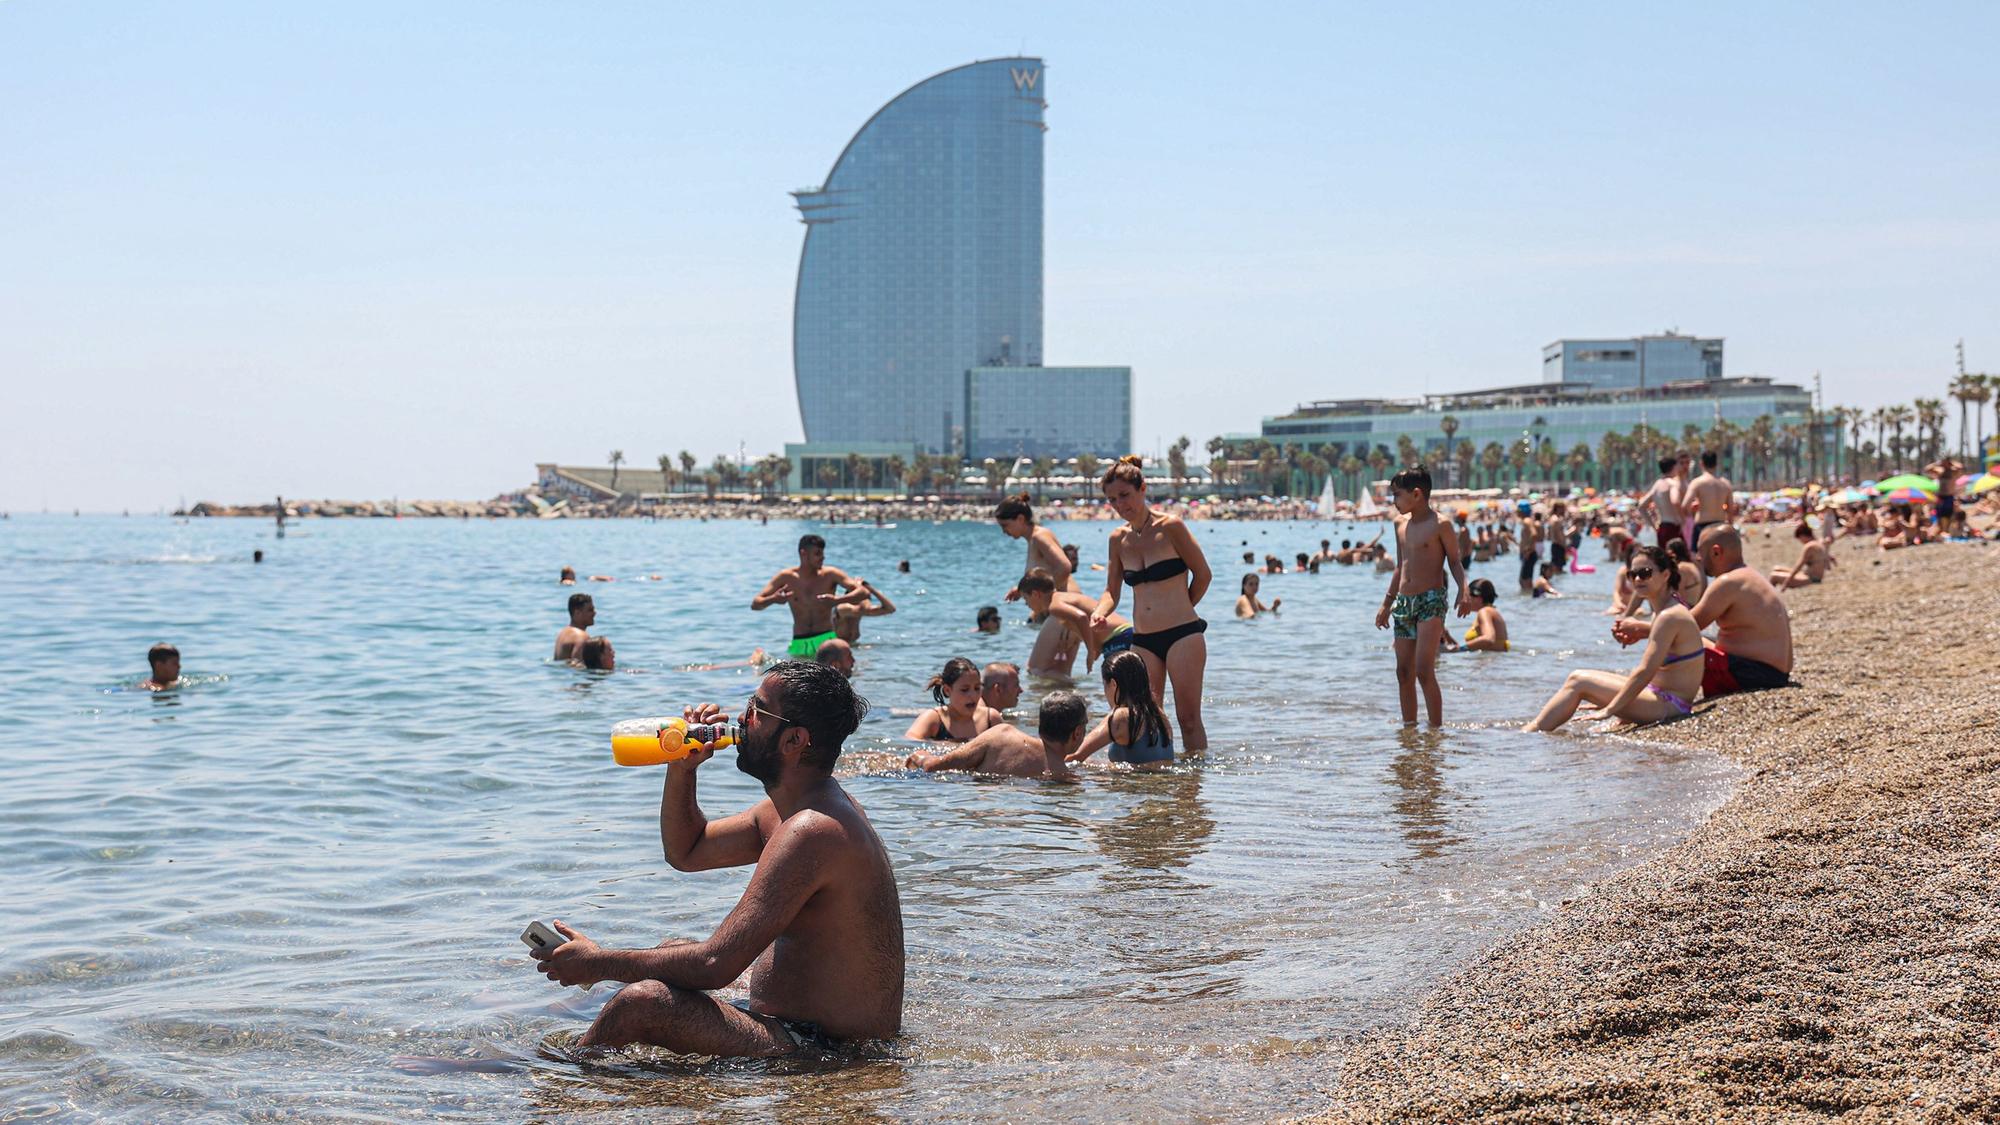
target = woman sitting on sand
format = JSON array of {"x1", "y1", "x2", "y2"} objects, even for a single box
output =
[
  {"x1": 905, "y1": 656, "x2": 1006, "y2": 743},
  {"x1": 1091, "y1": 455, "x2": 1213, "y2": 752},
  {"x1": 1234, "y1": 572, "x2": 1280, "y2": 618},
  {"x1": 1524, "y1": 546, "x2": 1704, "y2": 731},
  {"x1": 1068, "y1": 651, "x2": 1174, "y2": 769},
  {"x1": 1462, "y1": 579, "x2": 1508, "y2": 652}
]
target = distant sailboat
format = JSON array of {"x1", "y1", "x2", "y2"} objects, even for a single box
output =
[
  {"x1": 1355, "y1": 487, "x2": 1383, "y2": 520},
  {"x1": 1316, "y1": 476, "x2": 1337, "y2": 519}
]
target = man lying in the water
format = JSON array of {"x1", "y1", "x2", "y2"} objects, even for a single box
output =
[{"x1": 904, "y1": 691, "x2": 1085, "y2": 781}]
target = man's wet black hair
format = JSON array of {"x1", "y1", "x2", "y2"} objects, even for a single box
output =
[
  {"x1": 798, "y1": 534, "x2": 826, "y2": 552},
  {"x1": 1038, "y1": 691, "x2": 1088, "y2": 745},
  {"x1": 764, "y1": 660, "x2": 869, "y2": 771},
  {"x1": 567, "y1": 592, "x2": 593, "y2": 615},
  {"x1": 1390, "y1": 465, "x2": 1432, "y2": 494},
  {"x1": 147, "y1": 642, "x2": 179, "y2": 669},
  {"x1": 976, "y1": 605, "x2": 1001, "y2": 623}
]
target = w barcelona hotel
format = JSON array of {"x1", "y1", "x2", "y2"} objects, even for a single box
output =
[{"x1": 784, "y1": 58, "x2": 1132, "y2": 493}]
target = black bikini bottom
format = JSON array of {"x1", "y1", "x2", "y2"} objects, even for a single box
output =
[{"x1": 1132, "y1": 618, "x2": 1206, "y2": 661}]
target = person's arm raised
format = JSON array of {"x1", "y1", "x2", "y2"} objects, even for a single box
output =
[
  {"x1": 660, "y1": 705, "x2": 769, "y2": 872},
  {"x1": 862, "y1": 582, "x2": 897, "y2": 616},
  {"x1": 1165, "y1": 519, "x2": 1212, "y2": 606}
]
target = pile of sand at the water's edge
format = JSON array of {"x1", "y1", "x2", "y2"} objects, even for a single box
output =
[{"x1": 1296, "y1": 537, "x2": 2000, "y2": 1124}]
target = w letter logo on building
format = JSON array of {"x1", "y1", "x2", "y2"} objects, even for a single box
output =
[{"x1": 1011, "y1": 67, "x2": 1040, "y2": 92}]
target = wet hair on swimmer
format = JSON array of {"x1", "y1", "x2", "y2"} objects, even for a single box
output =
[
  {"x1": 1628, "y1": 544, "x2": 1681, "y2": 590},
  {"x1": 1389, "y1": 465, "x2": 1432, "y2": 494},
  {"x1": 1037, "y1": 690, "x2": 1088, "y2": 745},
  {"x1": 1469, "y1": 578, "x2": 1498, "y2": 604},
  {"x1": 928, "y1": 656, "x2": 981, "y2": 705},
  {"x1": 1240, "y1": 573, "x2": 1259, "y2": 594},
  {"x1": 578, "y1": 635, "x2": 613, "y2": 669},
  {"x1": 994, "y1": 492, "x2": 1034, "y2": 523},
  {"x1": 1016, "y1": 567, "x2": 1057, "y2": 596},
  {"x1": 1100, "y1": 454, "x2": 1146, "y2": 491},
  {"x1": 763, "y1": 659, "x2": 869, "y2": 771},
  {"x1": 976, "y1": 605, "x2": 1001, "y2": 625},
  {"x1": 797, "y1": 533, "x2": 825, "y2": 552},
  {"x1": 567, "y1": 592, "x2": 593, "y2": 615},
  {"x1": 1100, "y1": 651, "x2": 1172, "y2": 750},
  {"x1": 148, "y1": 642, "x2": 179, "y2": 669}
]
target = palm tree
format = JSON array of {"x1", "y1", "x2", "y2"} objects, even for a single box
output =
[
  {"x1": 1029, "y1": 456, "x2": 1055, "y2": 499},
  {"x1": 1566, "y1": 443, "x2": 1592, "y2": 488},
  {"x1": 1365, "y1": 445, "x2": 1391, "y2": 489},
  {"x1": 1455, "y1": 438, "x2": 1476, "y2": 490},
  {"x1": 608, "y1": 450, "x2": 625, "y2": 490},
  {"x1": 1339, "y1": 454, "x2": 1364, "y2": 495},
  {"x1": 854, "y1": 457, "x2": 875, "y2": 493},
  {"x1": 1166, "y1": 436, "x2": 1191, "y2": 499},
  {"x1": 885, "y1": 455, "x2": 906, "y2": 497},
  {"x1": 1842, "y1": 408, "x2": 1865, "y2": 482},
  {"x1": 982, "y1": 457, "x2": 1004, "y2": 496},
  {"x1": 1394, "y1": 433, "x2": 1419, "y2": 472},
  {"x1": 815, "y1": 461, "x2": 840, "y2": 492},
  {"x1": 1951, "y1": 376, "x2": 1977, "y2": 459},
  {"x1": 702, "y1": 471, "x2": 719, "y2": 499},
  {"x1": 1256, "y1": 447, "x2": 1282, "y2": 494},
  {"x1": 679, "y1": 451, "x2": 697, "y2": 493},
  {"x1": 1885, "y1": 405, "x2": 1914, "y2": 472},
  {"x1": 1597, "y1": 431, "x2": 1626, "y2": 491},
  {"x1": 1479, "y1": 442, "x2": 1504, "y2": 489},
  {"x1": 1075, "y1": 452, "x2": 1100, "y2": 486},
  {"x1": 1534, "y1": 439, "x2": 1557, "y2": 485},
  {"x1": 657, "y1": 454, "x2": 676, "y2": 494},
  {"x1": 1506, "y1": 440, "x2": 1529, "y2": 485},
  {"x1": 1438, "y1": 415, "x2": 1459, "y2": 486},
  {"x1": 1746, "y1": 415, "x2": 1775, "y2": 489}
]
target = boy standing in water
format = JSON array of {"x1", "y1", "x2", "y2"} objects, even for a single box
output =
[{"x1": 1374, "y1": 466, "x2": 1470, "y2": 727}]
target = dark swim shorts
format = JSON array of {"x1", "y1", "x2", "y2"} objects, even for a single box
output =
[
  {"x1": 730, "y1": 998, "x2": 838, "y2": 1054},
  {"x1": 1700, "y1": 646, "x2": 1791, "y2": 699}
]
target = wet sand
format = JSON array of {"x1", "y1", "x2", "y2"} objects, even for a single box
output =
[{"x1": 1304, "y1": 534, "x2": 2000, "y2": 1122}]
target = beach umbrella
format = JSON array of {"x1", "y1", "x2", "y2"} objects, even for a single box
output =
[
  {"x1": 1775, "y1": 487, "x2": 1806, "y2": 498},
  {"x1": 1874, "y1": 474, "x2": 1938, "y2": 494},
  {"x1": 1969, "y1": 474, "x2": 2000, "y2": 496},
  {"x1": 1859, "y1": 479, "x2": 1878, "y2": 491},
  {"x1": 1880, "y1": 486, "x2": 1933, "y2": 505}
]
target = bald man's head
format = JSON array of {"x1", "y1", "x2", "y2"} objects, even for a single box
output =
[
  {"x1": 814, "y1": 637, "x2": 854, "y2": 679},
  {"x1": 1697, "y1": 524, "x2": 1743, "y2": 574}
]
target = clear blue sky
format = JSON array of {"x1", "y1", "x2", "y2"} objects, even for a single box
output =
[{"x1": 4, "y1": 1, "x2": 1996, "y2": 511}]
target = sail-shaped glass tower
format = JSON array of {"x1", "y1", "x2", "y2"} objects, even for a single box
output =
[{"x1": 791, "y1": 58, "x2": 1047, "y2": 453}]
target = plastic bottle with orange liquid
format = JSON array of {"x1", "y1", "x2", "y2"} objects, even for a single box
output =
[{"x1": 610, "y1": 717, "x2": 739, "y2": 766}]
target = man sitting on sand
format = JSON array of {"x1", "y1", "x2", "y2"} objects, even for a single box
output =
[
  {"x1": 751, "y1": 534, "x2": 862, "y2": 659},
  {"x1": 529, "y1": 662, "x2": 903, "y2": 1056},
  {"x1": 554, "y1": 593, "x2": 594, "y2": 661},
  {"x1": 813, "y1": 638, "x2": 855, "y2": 679},
  {"x1": 1771, "y1": 522, "x2": 1834, "y2": 589},
  {"x1": 981, "y1": 662, "x2": 1022, "y2": 713},
  {"x1": 904, "y1": 691, "x2": 1085, "y2": 780},
  {"x1": 141, "y1": 642, "x2": 181, "y2": 691},
  {"x1": 1613, "y1": 525, "x2": 1793, "y2": 699}
]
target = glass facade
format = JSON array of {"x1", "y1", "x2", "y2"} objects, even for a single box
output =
[
  {"x1": 792, "y1": 58, "x2": 1046, "y2": 453},
  {"x1": 965, "y1": 366, "x2": 1131, "y2": 461},
  {"x1": 1542, "y1": 336, "x2": 1724, "y2": 390}
]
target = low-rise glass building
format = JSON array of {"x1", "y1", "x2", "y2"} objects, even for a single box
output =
[
  {"x1": 1541, "y1": 334, "x2": 1723, "y2": 390},
  {"x1": 965, "y1": 365, "x2": 1131, "y2": 461}
]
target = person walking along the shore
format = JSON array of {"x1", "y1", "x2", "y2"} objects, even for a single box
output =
[
  {"x1": 528, "y1": 662, "x2": 903, "y2": 1055},
  {"x1": 995, "y1": 493, "x2": 1082, "y2": 675},
  {"x1": 1090, "y1": 456, "x2": 1213, "y2": 752},
  {"x1": 751, "y1": 534, "x2": 862, "y2": 660},
  {"x1": 1526, "y1": 546, "x2": 1704, "y2": 730}
]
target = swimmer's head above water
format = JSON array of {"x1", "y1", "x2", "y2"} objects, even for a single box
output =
[
  {"x1": 814, "y1": 637, "x2": 854, "y2": 679},
  {"x1": 1389, "y1": 465, "x2": 1433, "y2": 514},
  {"x1": 928, "y1": 657, "x2": 982, "y2": 717},
  {"x1": 145, "y1": 642, "x2": 180, "y2": 689},
  {"x1": 982, "y1": 662, "x2": 1022, "y2": 711},
  {"x1": 797, "y1": 534, "x2": 826, "y2": 570},
  {"x1": 578, "y1": 635, "x2": 614, "y2": 671},
  {"x1": 559, "y1": 566, "x2": 576, "y2": 585},
  {"x1": 975, "y1": 606, "x2": 1001, "y2": 634},
  {"x1": 567, "y1": 593, "x2": 595, "y2": 628},
  {"x1": 1015, "y1": 568, "x2": 1057, "y2": 614},
  {"x1": 1469, "y1": 578, "x2": 1498, "y2": 605}
]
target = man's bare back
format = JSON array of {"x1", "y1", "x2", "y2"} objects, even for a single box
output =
[
  {"x1": 553, "y1": 625, "x2": 587, "y2": 661},
  {"x1": 905, "y1": 726, "x2": 1064, "y2": 779},
  {"x1": 1687, "y1": 471, "x2": 1733, "y2": 526}
]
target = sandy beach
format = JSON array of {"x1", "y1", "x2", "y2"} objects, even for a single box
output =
[{"x1": 1305, "y1": 534, "x2": 2000, "y2": 1122}]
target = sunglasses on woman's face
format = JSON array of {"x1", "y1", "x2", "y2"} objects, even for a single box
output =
[{"x1": 1629, "y1": 566, "x2": 1658, "y2": 581}]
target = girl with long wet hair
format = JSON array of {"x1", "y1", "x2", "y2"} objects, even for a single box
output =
[
  {"x1": 1089, "y1": 456, "x2": 1212, "y2": 751},
  {"x1": 1069, "y1": 650, "x2": 1175, "y2": 768}
]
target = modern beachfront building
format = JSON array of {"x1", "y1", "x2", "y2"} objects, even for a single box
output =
[
  {"x1": 1226, "y1": 336, "x2": 1837, "y2": 491},
  {"x1": 965, "y1": 365, "x2": 1132, "y2": 461},
  {"x1": 784, "y1": 57, "x2": 1131, "y2": 492},
  {"x1": 1540, "y1": 334, "x2": 1725, "y2": 391}
]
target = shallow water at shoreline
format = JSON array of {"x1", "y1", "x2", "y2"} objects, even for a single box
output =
[{"x1": 0, "y1": 515, "x2": 1736, "y2": 1121}]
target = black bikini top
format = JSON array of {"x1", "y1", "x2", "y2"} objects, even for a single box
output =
[{"x1": 1123, "y1": 557, "x2": 1189, "y2": 586}]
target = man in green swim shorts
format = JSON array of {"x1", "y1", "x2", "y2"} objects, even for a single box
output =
[{"x1": 752, "y1": 534, "x2": 864, "y2": 659}]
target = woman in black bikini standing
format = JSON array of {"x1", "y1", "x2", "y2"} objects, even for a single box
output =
[{"x1": 1089, "y1": 456, "x2": 1213, "y2": 752}]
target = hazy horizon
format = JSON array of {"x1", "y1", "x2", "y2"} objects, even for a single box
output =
[{"x1": 5, "y1": 1, "x2": 1996, "y2": 511}]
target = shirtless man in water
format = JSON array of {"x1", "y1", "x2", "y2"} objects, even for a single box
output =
[
  {"x1": 554, "y1": 594, "x2": 594, "y2": 661},
  {"x1": 529, "y1": 661, "x2": 903, "y2": 1055},
  {"x1": 904, "y1": 691, "x2": 1085, "y2": 780},
  {"x1": 1017, "y1": 568, "x2": 1132, "y2": 675},
  {"x1": 1613, "y1": 525, "x2": 1792, "y2": 698},
  {"x1": 1682, "y1": 450, "x2": 1735, "y2": 548},
  {"x1": 752, "y1": 534, "x2": 862, "y2": 660},
  {"x1": 141, "y1": 642, "x2": 182, "y2": 691}
]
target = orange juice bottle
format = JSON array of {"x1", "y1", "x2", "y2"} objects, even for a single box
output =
[{"x1": 610, "y1": 718, "x2": 739, "y2": 766}]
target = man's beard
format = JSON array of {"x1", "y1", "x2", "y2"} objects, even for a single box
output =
[{"x1": 735, "y1": 724, "x2": 786, "y2": 790}]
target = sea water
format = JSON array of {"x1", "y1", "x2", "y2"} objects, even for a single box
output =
[{"x1": 0, "y1": 515, "x2": 1735, "y2": 1121}]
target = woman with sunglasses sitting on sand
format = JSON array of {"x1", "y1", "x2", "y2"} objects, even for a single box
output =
[{"x1": 1524, "y1": 546, "x2": 1704, "y2": 732}]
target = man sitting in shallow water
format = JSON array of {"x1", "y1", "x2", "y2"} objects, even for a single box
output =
[{"x1": 529, "y1": 661, "x2": 903, "y2": 1056}]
